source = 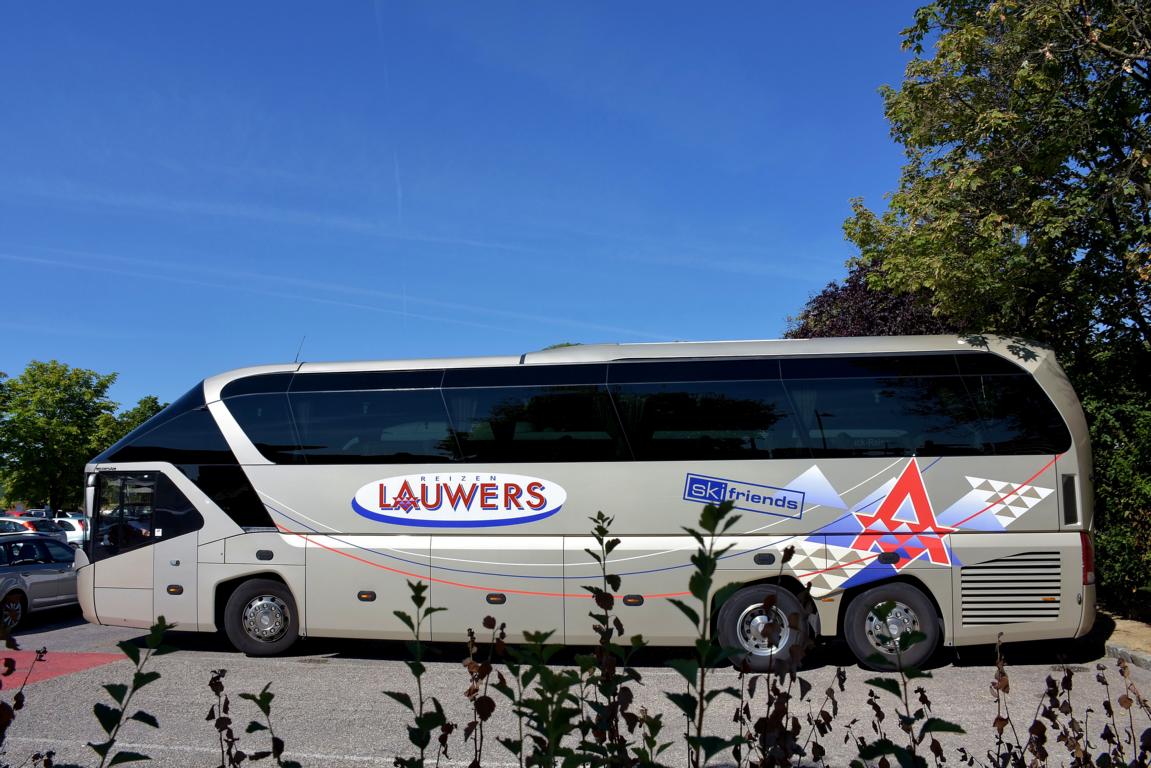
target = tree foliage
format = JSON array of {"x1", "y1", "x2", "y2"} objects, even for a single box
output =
[
  {"x1": 845, "y1": 0, "x2": 1149, "y2": 380},
  {"x1": 0, "y1": 361, "x2": 164, "y2": 511},
  {"x1": 828, "y1": 0, "x2": 1151, "y2": 608},
  {"x1": 785, "y1": 260, "x2": 959, "y2": 338}
]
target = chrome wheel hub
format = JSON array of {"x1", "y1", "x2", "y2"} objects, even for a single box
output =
[
  {"x1": 242, "y1": 595, "x2": 290, "y2": 643},
  {"x1": 736, "y1": 603, "x2": 790, "y2": 656},
  {"x1": 864, "y1": 600, "x2": 920, "y2": 655},
  {"x1": 1, "y1": 598, "x2": 21, "y2": 629}
]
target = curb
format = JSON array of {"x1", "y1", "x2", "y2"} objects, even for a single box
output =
[{"x1": 1105, "y1": 642, "x2": 1151, "y2": 672}]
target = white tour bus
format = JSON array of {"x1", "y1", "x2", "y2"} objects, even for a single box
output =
[{"x1": 77, "y1": 335, "x2": 1095, "y2": 669}]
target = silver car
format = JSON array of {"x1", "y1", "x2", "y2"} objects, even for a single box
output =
[
  {"x1": 0, "y1": 517, "x2": 68, "y2": 546},
  {"x1": 0, "y1": 535, "x2": 78, "y2": 629}
]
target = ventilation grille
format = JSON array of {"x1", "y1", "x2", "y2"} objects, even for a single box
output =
[{"x1": 960, "y1": 551, "x2": 1062, "y2": 626}]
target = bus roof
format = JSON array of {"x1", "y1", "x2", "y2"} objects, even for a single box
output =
[{"x1": 203, "y1": 335, "x2": 1053, "y2": 402}]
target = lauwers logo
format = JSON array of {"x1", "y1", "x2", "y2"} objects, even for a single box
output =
[{"x1": 352, "y1": 473, "x2": 567, "y2": 528}]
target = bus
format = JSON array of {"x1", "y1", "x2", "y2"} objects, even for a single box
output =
[{"x1": 77, "y1": 335, "x2": 1095, "y2": 669}]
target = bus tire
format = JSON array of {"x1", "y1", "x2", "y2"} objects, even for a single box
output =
[
  {"x1": 716, "y1": 584, "x2": 809, "y2": 673},
  {"x1": 224, "y1": 579, "x2": 299, "y2": 656},
  {"x1": 844, "y1": 582, "x2": 939, "y2": 671}
]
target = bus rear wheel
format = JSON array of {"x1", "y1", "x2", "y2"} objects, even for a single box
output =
[
  {"x1": 716, "y1": 584, "x2": 810, "y2": 673},
  {"x1": 843, "y1": 582, "x2": 939, "y2": 670},
  {"x1": 224, "y1": 579, "x2": 299, "y2": 656}
]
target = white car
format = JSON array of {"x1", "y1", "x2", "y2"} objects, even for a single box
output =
[
  {"x1": 52, "y1": 517, "x2": 88, "y2": 548},
  {"x1": 0, "y1": 517, "x2": 68, "y2": 546}
]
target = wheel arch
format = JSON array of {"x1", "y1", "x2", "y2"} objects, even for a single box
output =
[
  {"x1": 212, "y1": 572, "x2": 291, "y2": 633},
  {"x1": 836, "y1": 574, "x2": 947, "y2": 642},
  {"x1": 711, "y1": 574, "x2": 821, "y2": 637}
]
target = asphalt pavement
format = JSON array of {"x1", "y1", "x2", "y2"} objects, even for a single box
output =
[{"x1": 5, "y1": 607, "x2": 1151, "y2": 767}]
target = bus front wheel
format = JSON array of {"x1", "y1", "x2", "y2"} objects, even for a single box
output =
[
  {"x1": 843, "y1": 582, "x2": 939, "y2": 670},
  {"x1": 224, "y1": 579, "x2": 299, "y2": 656},
  {"x1": 716, "y1": 584, "x2": 810, "y2": 673}
]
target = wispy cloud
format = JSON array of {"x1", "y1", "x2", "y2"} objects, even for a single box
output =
[
  {"x1": 10, "y1": 180, "x2": 530, "y2": 254},
  {"x1": 1, "y1": 249, "x2": 671, "y2": 342}
]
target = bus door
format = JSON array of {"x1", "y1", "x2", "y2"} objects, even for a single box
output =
[
  {"x1": 91, "y1": 471, "x2": 202, "y2": 629},
  {"x1": 91, "y1": 472, "x2": 157, "y2": 628}
]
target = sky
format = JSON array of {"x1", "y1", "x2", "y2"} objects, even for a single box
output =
[{"x1": 0, "y1": 1, "x2": 923, "y2": 410}]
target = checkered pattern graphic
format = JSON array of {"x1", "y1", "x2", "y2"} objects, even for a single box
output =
[
  {"x1": 964, "y1": 475, "x2": 1054, "y2": 527},
  {"x1": 788, "y1": 539, "x2": 863, "y2": 596}
]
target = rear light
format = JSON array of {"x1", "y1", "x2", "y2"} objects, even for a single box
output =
[{"x1": 1081, "y1": 531, "x2": 1095, "y2": 585}]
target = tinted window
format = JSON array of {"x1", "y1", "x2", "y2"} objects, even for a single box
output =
[
  {"x1": 609, "y1": 359, "x2": 780, "y2": 384},
  {"x1": 92, "y1": 384, "x2": 207, "y2": 463},
  {"x1": 8, "y1": 540, "x2": 48, "y2": 565},
  {"x1": 221, "y1": 372, "x2": 294, "y2": 398},
  {"x1": 444, "y1": 386, "x2": 626, "y2": 462},
  {"x1": 444, "y1": 365, "x2": 606, "y2": 388},
  {"x1": 175, "y1": 465, "x2": 272, "y2": 528},
  {"x1": 613, "y1": 380, "x2": 806, "y2": 460},
  {"x1": 0, "y1": 546, "x2": 8, "y2": 565},
  {"x1": 154, "y1": 473, "x2": 205, "y2": 539},
  {"x1": 291, "y1": 370, "x2": 444, "y2": 392},
  {"x1": 783, "y1": 376, "x2": 983, "y2": 458},
  {"x1": 45, "y1": 540, "x2": 74, "y2": 564},
  {"x1": 964, "y1": 374, "x2": 1071, "y2": 454},
  {"x1": 289, "y1": 390, "x2": 457, "y2": 464},
  {"x1": 781, "y1": 354, "x2": 960, "y2": 379},
  {"x1": 92, "y1": 473, "x2": 156, "y2": 561},
  {"x1": 224, "y1": 394, "x2": 303, "y2": 464},
  {"x1": 99, "y1": 407, "x2": 234, "y2": 464}
]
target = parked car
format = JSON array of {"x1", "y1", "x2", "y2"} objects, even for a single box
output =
[
  {"x1": 11, "y1": 509, "x2": 51, "y2": 518},
  {"x1": 0, "y1": 517, "x2": 68, "y2": 546},
  {"x1": 52, "y1": 517, "x2": 88, "y2": 548},
  {"x1": 0, "y1": 534, "x2": 78, "y2": 629}
]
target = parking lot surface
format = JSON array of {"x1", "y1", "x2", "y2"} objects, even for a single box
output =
[{"x1": 6, "y1": 608, "x2": 1150, "y2": 767}]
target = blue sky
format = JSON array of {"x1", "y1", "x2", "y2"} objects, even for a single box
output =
[{"x1": 1, "y1": 2, "x2": 921, "y2": 410}]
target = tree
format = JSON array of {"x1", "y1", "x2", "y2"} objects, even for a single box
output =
[
  {"x1": 785, "y1": 260, "x2": 959, "y2": 338},
  {"x1": 844, "y1": 0, "x2": 1149, "y2": 383},
  {"x1": 0, "y1": 361, "x2": 118, "y2": 511},
  {"x1": 834, "y1": 0, "x2": 1151, "y2": 609}
]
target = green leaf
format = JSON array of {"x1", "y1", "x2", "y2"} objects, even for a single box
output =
[
  {"x1": 108, "y1": 750, "x2": 151, "y2": 765},
  {"x1": 94, "y1": 702, "x2": 122, "y2": 734},
  {"x1": 393, "y1": 610, "x2": 415, "y2": 632},
  {"x1": 130, "y1": 710, "x2": 159, "y2": 728},
  {"x1": 865, "y1": 676, "x2": 903, "y2": 698}
]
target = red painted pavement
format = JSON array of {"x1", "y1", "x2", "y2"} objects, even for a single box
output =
[{"x1": 0, "y1": 651, "x2": 124, "y2": 685}]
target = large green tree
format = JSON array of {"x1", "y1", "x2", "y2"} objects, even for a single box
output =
[
  {"x1": 845, "y1": 0, "x2": 1149, "y2": 379},
  {"x1": 0, "y1": 362, "x2": 164, "y2": 511},
  {"x1": 836, "y1": 0, "x2": 1151, "y2": 608}
]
